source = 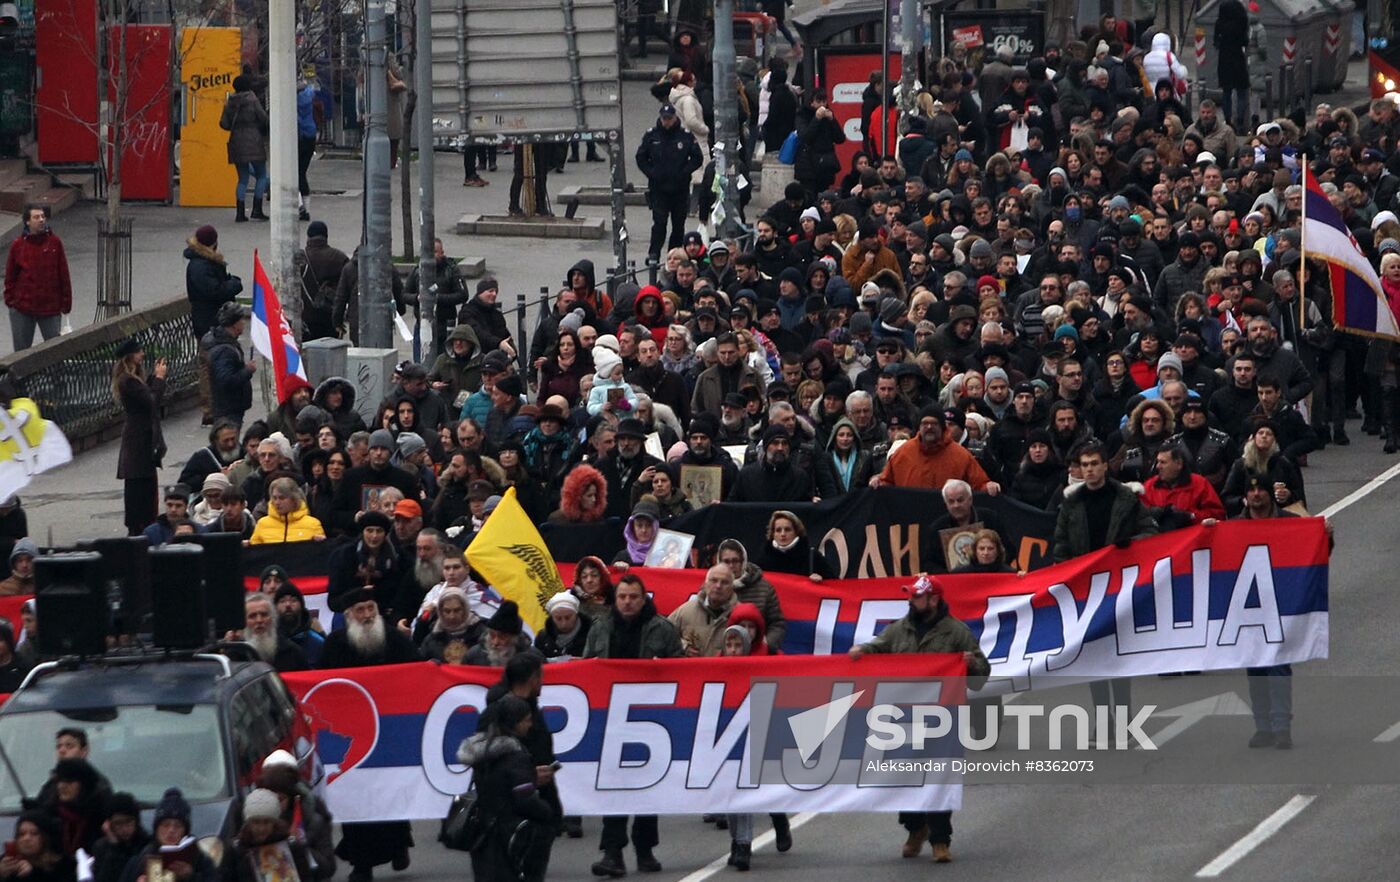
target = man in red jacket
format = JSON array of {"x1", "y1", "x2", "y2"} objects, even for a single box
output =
[
  {"x1": 4, "y1": 205, "x2": 71, "y2": 352},
  {"x1": 1140, "y1": 446, "x2": 1225, "y2": 530}
]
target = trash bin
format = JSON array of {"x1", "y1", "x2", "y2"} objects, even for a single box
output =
[{"x1": 1194, "y1": 0, "x2": 1334, "y2": 100}]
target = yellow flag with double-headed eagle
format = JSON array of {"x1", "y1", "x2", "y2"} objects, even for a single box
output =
[{"x1": 465, "y1": 486, "x2": 560, "y2": 632}]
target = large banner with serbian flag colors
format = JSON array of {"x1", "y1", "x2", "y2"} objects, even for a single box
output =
[
  {"x1": 282, "y1": 655, "x2": 967, "y2": 820},
  {"x1": 250, "y1": 250, "x2": 308, "y2": 402},
  {"x1": 248, "y1": 519, "x2": 1329, "y2": 685},
  {"x1": 1302, "y1": 162, "x2": 1400, "y2": 339}
]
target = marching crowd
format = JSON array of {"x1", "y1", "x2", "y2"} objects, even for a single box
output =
[{"x1": 0, "y1": 7, "x2": 1378, "y2": 882}]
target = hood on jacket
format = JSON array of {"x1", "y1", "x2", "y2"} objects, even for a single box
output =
[
  {"x1": 445, "y1": 323, "x2": 482, "y2": 358},
  {"x1": 559, "y1": 464, "x2": 608, "y2": 522},
  {"x1": 279, "y1": 375, "x2": 314, "y2": 408},
  {"x1": 634, "y1": 285, "x2": 666, "y2": 318},
  {"x1": 728, "y1": 602, "x2": 772, "y2": 658},
  {"x1": 313, "y1": 377, "x2": 356, "y2": 413},
  {"x1": 1127, "y1": 398, "x2": 1175, "y2": 440},
  {"x1": 184, "y1": 239, "x2": 226, "y2": 265},
  {"x1": 566, "y1": 259, "x2": 597, "y2": 292},
  {"x1": 1150, "y1": 33, "x2": 1172, "y2": 53},
  {"x1": 824, "y1": 416, "x2": 865, "y2": 452},
  {"x1": 456, "y1": 731, "x2": 525, "y2": 766},
  {"x1": 870, "y1": 267, "x2": 907, "y2": 301}
]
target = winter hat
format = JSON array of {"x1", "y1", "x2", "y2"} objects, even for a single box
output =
[
  {"x1": 976, "y1": 274, "x2": 1000, "y2": 292},
  {"x1": 969, "y1": 239, "x2": 994, "y2": 259},
  {"x1": 154, "y1": 787, "x2": 192, "y2": 831},
  {"x1": 860, "y1": 281, "x2": 882, "y2": 303},
  {"x1": 879, "y1": 297, "x2": 905, "y2": 324},
  {"x1": 486, "y1": 600, "x2": 523, "y2": 635},
  {"x1": 1156, "y1": 352, "x2": 1184, "y2": 376},
  {"x1": 800, "y1": 206, "x2": 821, "y2": 222},
  {"x1": 358, "y1": 510, "x2": 393, "y2": 532},
  {"x1": 1380, "y1": 238, "x2": 1400, "y2": 256},
  {"x1": 368, "y1": 428, "x2": 395, "y2": 450},
  {"x1": 263, "y1": 749, "x2": 297, "y2": 770},
  {"x1": 306, "y1": 221, "x2": 328, "y2": 239},
  {"x1": 106, "y1": 792, "x2": 140, "y2": 821},
  {"x1": 8, "y1": 537, "x2": 36, "y2": 564},
  {"x1": 202, "y1": 472, "x2": 231, "y2": 494},
  {"x1": 849, "y1": 312, "x2": 873, "y2": 335},
  {"x1": 396, "y1": 432, "x2": 426, "y2": 459},
  {"x1": 242, "y1": 788, "x2": 282, "y2": 821},
  {"x1": 195, "y1": 225, "x2": 218, "y2": 248},
  {"x1": 483, "y1": 495, "x2": 502, "y2": 516},
  {"x1": 495, "y1": 375, "x2": 525, "y2": 397},
  {"x1": 594, "y1": 333, "x2": 620, "y2": 354},
  {"x1": 984, "y1": 366, "x2": 1009, "y2": 387},
  {"x1": 558, "y1": 307, "x2": 586, "y2": 335},
  {"x1": 546, "y1": 591, "x2": 579, "y2": 613},
  {"x1": 689, "y1": 412, "x2": 720, "y2": 440},
  {"x1": 53, "y1": 758, "x2": 99, "y2": 790},
  {"x1": 593, "y1": 346, "x2": 622, "y2": 379},
  {"x1": 1107, "y1": 195, "x2": 1131, "y2": 212},
  {"x1": 1053, "y1": 323, "x2": 1079, "y2": 341},
  {"x1": 630, "y1": 497, "x2": 661, "y2": 524}
]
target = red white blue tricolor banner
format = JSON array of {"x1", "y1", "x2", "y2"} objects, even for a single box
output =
[
  {"x1": 1302, "y1": 163, "x2": 1400, "y2": 339},
  {"x1": 276, "y1": 520, "x2": 1328, "y2": 819},
  {"x1": 250, "y1": 250, "x2": 307, "y2": 402},
  {"x1": 284, "y1": 655, "x2": 967, "y2": 820}
]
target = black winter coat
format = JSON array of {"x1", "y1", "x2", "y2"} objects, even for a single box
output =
[
  {"x1": 185, "y1": 241, "x2": 242, "y2": 339},
  {"x1": 299, "y1": 236, "x2": 350, "y2": 340},
  {"x1": 728, "y1": 458, "x2": 813, "y2": 503},
  {"x1": 793, "y1": 107, "x2": 846, "y2": 189},
  {"x1": 636, "y1": 122, "x2": 703, "y2": 195},
  {"x1": 457, "y1": 295, "x2": 512, "y2": 353},
  {"x1": 1215, "y1": 0, "x2": 1251, "y2": 90},
  {"x1": 202, "y1": 326, "x2": 253, "y2": 419}
]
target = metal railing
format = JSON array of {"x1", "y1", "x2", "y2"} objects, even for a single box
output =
[{"x1": 0, "y1": 297, "x2": 199, "y2": 448}]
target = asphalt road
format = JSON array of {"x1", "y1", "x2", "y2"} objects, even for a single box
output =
[{"x1": 321, "y1": 442, "x2": 1399, "y2": 882}]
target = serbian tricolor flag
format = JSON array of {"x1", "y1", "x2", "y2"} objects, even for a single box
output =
[
  {"x1": 251, "y1": 250, "x2": 308, "y2": 401},
  {"x1": 1302, "y1": 163, "x2": 1400, "y2": 340}
]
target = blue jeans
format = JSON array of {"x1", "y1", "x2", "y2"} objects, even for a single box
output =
[{"x1": 235, "y1": 160, "x2": 269, "y2": 202}]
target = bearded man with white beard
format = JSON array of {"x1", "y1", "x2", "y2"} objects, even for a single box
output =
[
  {"x1": 318, "y1": 588, "x2": 419, "y2": 882},
  {"x1": 240, "y1": 593, "x2": 308, "y2": 672},
  {"x1": 320, "y1": 588, "x2": 419, "y2": 668}
]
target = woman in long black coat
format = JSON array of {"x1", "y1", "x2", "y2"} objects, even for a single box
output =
[
  {"x1": 1215, "y1": 0, "x2": 1251, "y2": 131},
  {"x1": 793, "y1": 92, "x2": 847, "y2": 199},
  {"x1": 113, "y1": 339, "x2": 167, "y2": 536}
]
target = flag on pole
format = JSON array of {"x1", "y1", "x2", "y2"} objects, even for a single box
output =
[
  {"x1": 1302, "y1": 164, "x2": 1400, "y2": 340},
  {"x1": 250, "y1": 250, "x2": 308, "y2": 402},
  {"x1": 465, "y1": 486, "x2": 561, "y2": 632},
  {"x1": 0, "y1": 398, "x2": 71, "y2": 503}
]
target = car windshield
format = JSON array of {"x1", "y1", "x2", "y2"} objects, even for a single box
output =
[{"x1": 0, "y1": 705, "x2": 228, "y2": 811}]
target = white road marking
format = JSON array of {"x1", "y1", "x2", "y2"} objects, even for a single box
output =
[
  {"x1": 1373, "y1": 720, "x2": 1400, "y2": 743},
  {"x1": 1316, "y1": 461, "x2": 1400, "y2": 518},
  {"x1": 675, "y1": 812, "x2": 817, "y2": 882},
  {"x1": 1194, "y1": 794, "x2": 1317, "y2": 877}
]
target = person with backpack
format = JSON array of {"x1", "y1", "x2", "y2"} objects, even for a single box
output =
[{"x1": 299, "y1": 221, "x2": 349, "y2": 341}]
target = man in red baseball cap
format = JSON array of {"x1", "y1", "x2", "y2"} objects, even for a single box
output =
[{"x1": 849, "y1": 574, "x2": 989, "y2": 863}]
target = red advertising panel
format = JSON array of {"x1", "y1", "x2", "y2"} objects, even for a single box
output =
[
  {"x1": 817, "y1": 49, "x2": 901, "y2": 175},
  {"x1": 108, "y1": 25, "x2": 173, "y2": 202},
  {"x1": 35, "y1": 0, "x2": 99, "y2": 163}
]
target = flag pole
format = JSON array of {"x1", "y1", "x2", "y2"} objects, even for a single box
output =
[{"x1": 1299, "y1": 156, "x2": 1307, "y2": 329}]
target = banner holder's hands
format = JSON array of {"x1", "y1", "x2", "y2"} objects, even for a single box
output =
[{"x1": 848, "y1": 645, "x2": 865, "y2": 660}]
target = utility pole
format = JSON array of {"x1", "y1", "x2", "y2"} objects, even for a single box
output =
[
  {"x1": 416, "y1": 0, "x2": 436, "y2": 356},
  {"x1": 360, "y1": 0, "x2": 394, "y2": 349},
  {"x1": 899, "y1": 0, "x2": 919, "y2": 117},
  {"x1": 881, "y1": 0, "x2": 892, "y2": 155},
  {"x1": 269, "y1": 0, "x2": 300, "y2": 338},
  {"x1": 710, "y1": 0, "x2": 741, "y2": 240}
]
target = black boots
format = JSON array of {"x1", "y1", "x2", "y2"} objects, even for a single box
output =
[
  {"x1": 235, "y1": 201, "x2": 247, "y2": 223},
  {"x1": 635, "y1": 848, "x2": 662, "y2": 873},
  {"x1": 591, "y1": 849, "x2": 625, "y2": 877},
  {"x1": 729, "y1": 842, "x2": 751, "y2": 871},
  {"x1": 251, "y1": 198, "x2": 269, "y2": 220},
  {"x1": 771, "y1": 813, "x2": 793, "y2": 852}
]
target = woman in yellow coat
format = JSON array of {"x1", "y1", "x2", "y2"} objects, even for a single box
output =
[{"x1": 250, "y1": 477, "x2": 326, "y2": 544}]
